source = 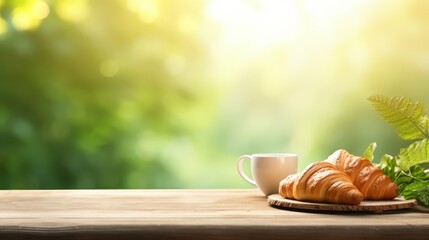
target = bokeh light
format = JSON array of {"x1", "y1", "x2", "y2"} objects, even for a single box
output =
[
  {"x1": 11, "y1": 0, "x2": 49, "y2": 31},
  {"x1": 55, "y1": 0, "x2": 88, "y2": 23},
  {"x1": 127, "y1": 0, "x2": 159, "y2": 23}
]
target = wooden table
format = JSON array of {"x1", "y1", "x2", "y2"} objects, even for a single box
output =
[{"x1": 0, "y1": 189, "x2": 427, "y2": 240}]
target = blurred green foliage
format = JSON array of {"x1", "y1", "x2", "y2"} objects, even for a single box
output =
[
  {"x1": 0, "y1": 0, "x2": 215, "y2": 188},
  {"x1": 1, "y1": 0, "x2": 429, "y2": 189}
]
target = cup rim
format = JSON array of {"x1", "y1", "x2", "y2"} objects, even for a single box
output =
[{"x1": 251, "y1": 153, "x2": 297, "y2": 158}]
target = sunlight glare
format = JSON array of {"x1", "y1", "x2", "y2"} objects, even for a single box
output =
[
  {"x1": 303, "y1": 0, "x2": 368, "y2": 38},
  {"x1": 177, "y1": 15, "x2": 196, "y2": 35},
  {"x1": 205, "y1": 0, "x2": 369, "y2": 51},
  {"x1": 205, "y1": 0, "x2": 301, "y2": 51}
]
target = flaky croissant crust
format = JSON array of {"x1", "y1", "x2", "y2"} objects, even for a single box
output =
[
  {"x1": 325, "y1": 149, "x2": 397, "y2": 200},
  {"x1": 279, "y1": 161, "x2": 364, "y2": 205}
]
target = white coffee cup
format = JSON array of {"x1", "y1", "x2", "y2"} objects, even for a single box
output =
[{"x1": 237, "y1": 153, "x2": 298, "y2": 196}]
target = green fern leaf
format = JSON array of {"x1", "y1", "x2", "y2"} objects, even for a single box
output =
[
  {"x1": 368, "y1": 95, "x2": 429, "y2": 140},
  {"x1": 363, "y1": 142, "x2": 377, "y2": 162},
  {"x1": 398, "y1": 139, "x2": 429, "y2": 170}
]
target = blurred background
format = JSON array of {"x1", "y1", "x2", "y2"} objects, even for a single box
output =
[{"x1": 0, "y1": 0, "x2": 429, "y2": 189}]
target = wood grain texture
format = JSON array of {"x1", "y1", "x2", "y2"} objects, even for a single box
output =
[
  {"x1": 268, "y1": 194, "x2": 418, "y2": 212},
  {"x1": 0, "y1": 189, "x2": 427, "y2": 240}
]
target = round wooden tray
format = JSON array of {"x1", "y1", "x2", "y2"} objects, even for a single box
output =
[{"x1": 268, "y1": 194, "x2": 418, "y2": 212}]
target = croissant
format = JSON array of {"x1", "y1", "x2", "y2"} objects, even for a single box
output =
[
  {"x1": 325, "y1": 149, "x2": 397, "y2": 200},
  {"x1": 279, "y1": 161, "x2": 364, "y2": 205}
]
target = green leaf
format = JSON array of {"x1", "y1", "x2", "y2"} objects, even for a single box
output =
[
  {"x1": 416, "y1": 187, "x2": 429, "y2": 207},
  {"x1": 377, "y1": 154, "x2": 396, "y2": 180},
  {"x1": 398, "y1": 139, "x2": 429, "y2": 170},
  {"x1": 368, "y1": 95, "x2": 429, "y2": 140},
  {"x1": 402, "y1": 181, "x2": 429, "y2": 207},
  {"x1": 409, "y1": 165, "x2": 429, "y2": 179},
  {"x1": 364, "y1": 142, "x2": 377, "y2": 162}
]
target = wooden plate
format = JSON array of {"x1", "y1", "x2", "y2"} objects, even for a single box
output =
[{"x1": 268, "y1": 194, "x2": 418, "y2": 212}]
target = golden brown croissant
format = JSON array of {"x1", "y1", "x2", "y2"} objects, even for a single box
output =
[
  {"x1": 279, "y1": 161, "x2": 364, "y2": 205},
  {"x1": 325, "y1": 149, "x2": 397, "y2": 200}
]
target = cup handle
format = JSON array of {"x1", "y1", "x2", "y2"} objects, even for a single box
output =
[{"x1": 237, "y1": 155, "x2": 256, "y2": 186}]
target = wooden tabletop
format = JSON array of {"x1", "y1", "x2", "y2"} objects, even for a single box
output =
[{"x1": 0, "y1": 189, "x2": 427, "y2": 240}]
